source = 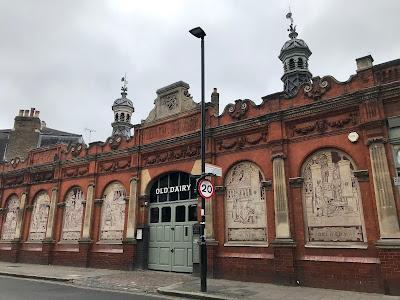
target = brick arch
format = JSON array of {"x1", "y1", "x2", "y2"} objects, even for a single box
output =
[
  {"x1": 3, "y1": 193, "x2": 19, "y2": 208},
  {"x1": 28, "y1": 190, "x2": 50, "y2": 241},
  {"x1": 99, "y1": 181, "x2": 127, "y2": 241},
  {"x1": 297, "y1": 145, "x2": 360, "y2": 178},
  {"x1": 1, "y1": 194, "x2": 20, "y2": 240},
  {"x1": 144, "y1": 169, "x2": 192, "y2": 197},
  {"x1": 224, "y1": 160, "x2": 267, "y2": 245},
  {"x1": 224, "y1": 159, "x2": 265, "y2": 183},
  {"x1": 60, "y1": 186, "x2": 85, "y2": 241},
  {"x1": 101, "y1": 180, "x2": 126, "y2": 198},
  {"x1": 300, "y1": 148, "x2": 367, "y2": 245}
]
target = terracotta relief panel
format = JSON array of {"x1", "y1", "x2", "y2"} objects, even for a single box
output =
[
  {"x1": 302, "y1": 149, "x2": 366, "y2": 244},
  {"x1": 289, "y1": 112, "x2": 358, "y2": 138},
  {"x1": 28, "y1": 192, "x2": 50, "y2": 241},
  {"x1": 61, "y1": 188, "x2": 84, "y2": 240},
  {"x1": 1, "y1": 195, "x2": 20, "y2": 240},
  {"x1": 100, "y1": 182, "x2": 126, "y2": 240},
  {"x1": 225, "y1": 161, "x2": 266, "y2": 243}
]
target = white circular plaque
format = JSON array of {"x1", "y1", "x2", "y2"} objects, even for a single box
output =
[{"x1": 348, "y1": 131, "x2": 359, "y2": 143}]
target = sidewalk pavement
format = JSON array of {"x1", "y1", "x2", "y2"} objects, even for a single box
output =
[{"x1": 0, "y1": 262, "x2": 398, "y2": 300}]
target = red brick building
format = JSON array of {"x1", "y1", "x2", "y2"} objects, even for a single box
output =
[{"x1": 0, "y1": 23, "x2": 400, "y2": 295}]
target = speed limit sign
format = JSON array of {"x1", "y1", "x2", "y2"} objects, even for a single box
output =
[{"x1": 197, "y1": 178, "x2": 215, "y2": 198}]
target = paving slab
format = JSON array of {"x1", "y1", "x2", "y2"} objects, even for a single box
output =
[
  {"x1": 158, "y1": 278, "x2": 400, "y2": 300},
  {"x1": 0, "y1": 262, "x2": 399, "y2": 300},
  {"x1": 0, "y1": 261, "x2": 121, "y2": 281}
]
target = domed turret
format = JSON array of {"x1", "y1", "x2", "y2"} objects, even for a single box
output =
[
  {"x1": 111, "y1": 77, "x2": 134, "y2": 138},
  {"x1": 279, "y1": 12, "x2": 312, "y2": 97}
]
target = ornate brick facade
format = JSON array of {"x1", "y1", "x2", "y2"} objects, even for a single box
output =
[{"x1": 0, "y1": 57, "x2": 400, "y2": 294}]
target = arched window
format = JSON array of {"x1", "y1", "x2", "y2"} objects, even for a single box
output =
[
  {"x1": 100, "y1": 182, "x2": 126, "y2": 240},
  {"x1": 28, "y1": 191, "x2": 50, "y2": 241},
  {"x1": 289, "y1": 58, "x2": 295, "y2": 70},
  {"x1": 120, "y1": 113, "x2": 125, "y2": 122},
  {"x1": 126, "y1": 114, "x2": 130, "y2": 122},
  {"x1": 297, "y1": 58, "x2": 304, "y2": 69},
  {"x1": 302, "y1": 149, "x2": 366, "y2": 244},
  {"x1": 1, "y1": 195, "x2": 20, "y2": 240},
  {"x1": 61, "y1": 187, "x2": 84, "y2": 241},
  {"x1": 115, "y1": 113, "x2": 118, "y2": 121},
  {"x1": 225, "y1": 161, "x2": 266, "y2": 244}
]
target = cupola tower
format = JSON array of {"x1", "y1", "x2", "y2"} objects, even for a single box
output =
[
  {"x1": 279, "y1": 12, "x2": 312, "y2": 97},
  {"x1": 111, "y1": 76, "x2": 134, "y2": 137}
]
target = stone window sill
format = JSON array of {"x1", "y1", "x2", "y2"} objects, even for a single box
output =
[
  {"x1": 96, "y1": 240, "x2": 123, "y2": 245},
  {"x1": 57, "y1": 240, "x2": 79, "y2": 245},
  {"x1": 305, "y1": 242, "x2": 368, "y2": 249},
  {"x1": 224, "y1": 242, "x2": 269, "y2": 248}
]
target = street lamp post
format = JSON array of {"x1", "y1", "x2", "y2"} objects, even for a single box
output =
[{"x1": 189, "y1": 26, "x2": 207, "y2": 293}]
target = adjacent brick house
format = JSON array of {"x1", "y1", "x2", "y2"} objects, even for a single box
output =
[{"x1": 0, "y1": 21, "x2": 399, "y2": 295}]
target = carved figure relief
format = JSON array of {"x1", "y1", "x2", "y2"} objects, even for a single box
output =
[
  {"x1": 100, "y1": 182, "x2": 126, "y2": 240},
  {"x1": 1, "y1": 195, "x2": 20, "y2": 240},
  {"x1": 302, "y1": 149, "x2": 365, "y2": 243},
  {"x1": 28, "y1": 191, "x2": 50, "y2": 241},
  {"x1": 225, "y1": 161, "x2": 266, "y2": 243},
  {"x1": 61, "y1": 187, "x2": 84, "y2": 240}
]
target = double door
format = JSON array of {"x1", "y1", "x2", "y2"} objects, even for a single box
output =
[{"x1": 148, "y1": 200, "x2": 197, "y2": 273}]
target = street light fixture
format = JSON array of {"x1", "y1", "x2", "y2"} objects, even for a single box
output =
[{"x1": 189, "y1": 26, "x2": 207, "y2": 293}]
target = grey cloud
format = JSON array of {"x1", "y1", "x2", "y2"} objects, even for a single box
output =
[{"x1": 0, "y1": 0, "x2": 399, "y2": 142}]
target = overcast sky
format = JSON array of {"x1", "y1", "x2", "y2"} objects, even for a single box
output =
[{"x1": 1, "y1": 0, "x2": 399, "y2": 142}]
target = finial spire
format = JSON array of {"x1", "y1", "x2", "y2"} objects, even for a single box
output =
[
  {"x1": 121, "y1": 73, "x2": 128, "y2": 96},
  {"x1": 286, "y1": 10, "x2": 298, "y2": 39}
]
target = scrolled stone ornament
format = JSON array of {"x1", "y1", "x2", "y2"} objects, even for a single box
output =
[
  {"x1": 304, "y1": 76, "x2": 330, "y2": 100},
  {"x1": 227, "y1": 99, "x2": 249, "y2": 120}
]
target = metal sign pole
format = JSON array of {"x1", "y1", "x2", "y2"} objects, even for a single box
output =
[
  {"x1": 189, "y1": 26, "x2": 207, "y2": 293},
  {"x1": 199, "y1": 33, "x2": 207, "y2": 293}
]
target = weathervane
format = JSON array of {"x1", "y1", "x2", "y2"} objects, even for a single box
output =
[
  {"x1": 121, "y1": 73, "x2": 128, "y2": 96},
  {"x1": 286, "y1": 9, "x2": 298, "y2": 39}
]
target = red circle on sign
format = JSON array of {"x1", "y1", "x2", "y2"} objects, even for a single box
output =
[{"x1": 197, "y1": 179, "x2": 215, "y2": 198}]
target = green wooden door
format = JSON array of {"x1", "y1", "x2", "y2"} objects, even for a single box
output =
[{"x1": 148, "y1": 201, "x2": 197, "y2": 272}]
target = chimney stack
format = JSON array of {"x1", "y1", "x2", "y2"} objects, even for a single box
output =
[
  {"x1": 211, "y1": 88, "x2": 219, "y2": 116},
  {"x1": 18, "y1": 110, "x2": 24, "y2": 116},
  {"x1": 356, "y1": 55, "x2": 374, "y2": 72}
]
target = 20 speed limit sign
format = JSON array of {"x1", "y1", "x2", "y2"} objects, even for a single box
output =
[{"x1": 197, "y1": 179, "x2": 215, "y2": 198}]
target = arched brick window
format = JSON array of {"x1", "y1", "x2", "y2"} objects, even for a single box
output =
[
  {"x1": 224, "y1": 161, "x2": 266, "y2": 244},
  {"x1": 61, "y1": 187, "x2": 84, "y2": 241},
  {"x1": 100, "y1": 182, "x2": 126, "y2": 240},
  {"x1": 28, "y1": 191, "x2": 50, "y2": 241},
  {"x1": 302, "y1": 149, "x2": 366, "y2": 244},
  {"x1": 1, "y1": 195, "x2": 19, "y2": 240}
]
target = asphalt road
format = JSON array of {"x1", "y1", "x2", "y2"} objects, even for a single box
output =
[{"x1": 0, "y1": 276, "x2": 172, "y2": 300}]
